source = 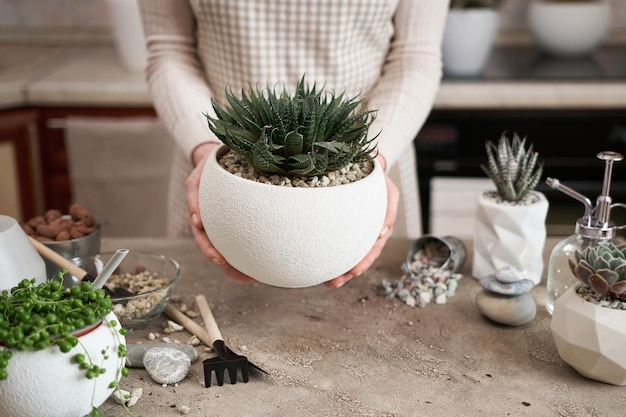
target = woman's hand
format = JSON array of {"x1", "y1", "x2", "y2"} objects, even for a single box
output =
[
  {"x1": 324, "y1": 154, "x2": 399, "y2": 288},
  {"x1": 186, "y1": 142, "x2": 257, "y2": 284}
]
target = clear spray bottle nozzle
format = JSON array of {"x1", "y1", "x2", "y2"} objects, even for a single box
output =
[{"x1": 545, "y1": 177, "x2": 593, "y2": 218}]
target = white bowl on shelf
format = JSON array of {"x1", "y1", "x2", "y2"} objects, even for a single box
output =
[{"x1": 528, "y1": 0, "x2": 610, "y2": 57}]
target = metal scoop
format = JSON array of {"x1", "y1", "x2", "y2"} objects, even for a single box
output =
[{"x1": 92, "y1": 249, "x2": 129, "y2": 290}]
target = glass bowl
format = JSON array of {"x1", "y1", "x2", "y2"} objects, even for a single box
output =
[{"x1": 55, "y1": 250, "x2": 180, "y2": 330}]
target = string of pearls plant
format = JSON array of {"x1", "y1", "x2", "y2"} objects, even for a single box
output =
[{"x1": 0, "y1": 272, "x2": 141, "y2": 417}]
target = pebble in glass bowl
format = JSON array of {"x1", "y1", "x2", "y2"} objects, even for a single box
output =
[{"x1": 59, "y1": 251, "x2": 181, "y2": 330}]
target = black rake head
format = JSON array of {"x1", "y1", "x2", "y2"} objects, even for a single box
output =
[{"x1": 203, "y1": 340, "x2": 250, "y2": 387}]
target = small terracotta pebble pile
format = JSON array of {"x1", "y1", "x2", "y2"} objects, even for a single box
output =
[
  {"x1": 381, "y1": 243, "x2": 463, "y2": 308},
  {"x1": 21, "y1": 203, "x2": 98, "y2": 242}
]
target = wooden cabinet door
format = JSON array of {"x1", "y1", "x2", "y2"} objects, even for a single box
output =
[
  {"x1": 38, "y1": 107, "x2": 157, "y2": 212},
  {"x1": 0, "y1": 109, "x2": 42, "y2": 222}
]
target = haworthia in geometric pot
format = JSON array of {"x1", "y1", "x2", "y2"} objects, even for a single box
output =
[{"x1": 471, "y1": 131, "x2": 548, "y2": 285}]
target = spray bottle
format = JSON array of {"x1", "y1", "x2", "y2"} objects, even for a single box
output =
[{"x1": 545, "y1": 151, "x2": 625, "y2": 315}]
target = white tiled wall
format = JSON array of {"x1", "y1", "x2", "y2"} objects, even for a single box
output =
[
  {"x1": 0, "y1": 0, "x2": 625, "y2": 33},
  {"x1": 0, "y1": 0, "x2": 109, "y2": 29}
]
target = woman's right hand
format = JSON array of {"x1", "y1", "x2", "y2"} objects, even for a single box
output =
[{"x1": 186, "y1": 142, "x2": 258, "y2": 284}]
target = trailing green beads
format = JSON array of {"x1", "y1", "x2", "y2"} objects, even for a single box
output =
[{"x1": 0, "y1": 276, "x2": 114, "y2": 380}]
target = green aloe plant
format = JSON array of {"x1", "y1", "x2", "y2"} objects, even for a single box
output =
[
  {"x1": 480, "y1": 131, "x2": 543, "y2": 202},
  {"x1": 569, "y1": 242, "x2": 626, "y2": 299},
  {"x1": 206, "y1": 76, "x2": 378, "y2": 177}
]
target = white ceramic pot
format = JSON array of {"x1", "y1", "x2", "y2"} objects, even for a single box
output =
[
  {"x1": 442, "y1": 8, "x2": 499, "y2": 77},
  {"x1": 551, "y1": 286, "x2": 626, "y2": 386},
  {"x1": 471, "y1": 191, "x2": 549, "y2": 285},
  {"x1": 198, "y1": 145, "x2": 387, "y2": 288},
  {"x1": 528, "y1": 0, "x2": 610, "y2": 57},
  {"x1": 0, "y1": 312, "x2": 125, "y2": 417},
  {"x1": 0, "y1": 215, "x2": 46, "y2": 292}
]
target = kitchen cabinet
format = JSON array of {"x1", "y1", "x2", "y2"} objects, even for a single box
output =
[
  {"x1": 37, "y1": 107, "x2": 157, "y2": 213},
  {"x1": 416, "y1": 108, "x2": 626, "y2": 236},
  {"x1": 0, "y1": 109, "x2": 42, "y2": 222}
]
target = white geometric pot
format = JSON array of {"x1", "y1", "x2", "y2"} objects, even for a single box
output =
[
  {"x1": 472, "y1": 190, "x2": 548, "y2": 285},
  {"x1": 199, "y1": 145, "x2": 387, "y2": 288},
  {"x1": 0, "y1": 312, "x2": 125, "y2": 417},
  {"x1": 551, "y1": 286, "x2": 626, "y2": 386},
  {"x1": 528, "y1": 0, "x2": 610, "y2": 58},
  {"x1": 442, "y1": 8, "x2": 499, "y2": 77}
]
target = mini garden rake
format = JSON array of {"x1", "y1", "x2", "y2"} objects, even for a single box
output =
[{"x1": 195, "y1": 294, "x2": 267, "y2": 387}]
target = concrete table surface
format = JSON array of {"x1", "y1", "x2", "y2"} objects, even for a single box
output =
[{"x1": 95, "y1": 237, "x2": 623, "y2": 417}]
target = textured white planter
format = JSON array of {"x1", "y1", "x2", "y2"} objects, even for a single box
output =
[
  {"x1": 472, "y1": 191, "x2": 548, "y2": 285},
  {"x1": 199, "y1": 146, "x2": 387, "y2": 288},
  {"x1": 528, "y1": 0, "x2": 610, "y2": 57},
  {"x1": 551, "y1": 286, "x2": 626, "y2": 386},
  {"x1": 442, "y1": 8, "x2": 499, "y2": 77},
  {"x1": 0, "y1": 312, "x2": 125, "y2": 417}
]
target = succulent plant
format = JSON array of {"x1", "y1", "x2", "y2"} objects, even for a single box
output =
[
  {"x1": 568, "y1": 242, "x2": 626, "y2": 299},
  {"x1": 206, "y1": 75, "x2": 378, "y2": 177},
  {"x1": 480, "y1": 131, "x2": 543, "y2": 202}
]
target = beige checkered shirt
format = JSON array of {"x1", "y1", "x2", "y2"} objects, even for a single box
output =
[{"x1": 139, "y1": 0, "x2": 448, "y2": 239}]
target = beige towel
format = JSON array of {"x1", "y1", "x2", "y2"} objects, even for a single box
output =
[{"x1": 64, "y1": 116, "x2": 174, "y2": 237}]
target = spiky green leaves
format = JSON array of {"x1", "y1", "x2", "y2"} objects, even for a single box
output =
[
  {"x1": 480, "y1": 131, "x2": 543, "y2": 202},
  {"x1": 206, "y1": 76, "x2": 378, "y2": 177},
  {"x1": 568, "y1": 242, "x2": 626, "y2": 298}
]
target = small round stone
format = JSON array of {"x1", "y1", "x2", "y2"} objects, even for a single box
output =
[
  {"x1": 143, "y1": 346, "x2": 191, "y2": 384},
  {"x1": 479, "y1": 275, "x2": 535, "y2": 295},
  {"x1": 475, "y1": 289, "x2": 537, "y2": 326},
  {"x1": 494, "y1": 265, "x2": 528, "y2": 283},
  {"x1": 125, "y1": 343, "x2": 198, "y2": 368}
]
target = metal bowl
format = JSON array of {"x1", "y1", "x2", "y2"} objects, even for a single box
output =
[
  {"x1": 403, "y1": 234, "x2": 467, "y2": 277},
  {"x1": 42, "y1": 224, "x2": 101, "y2": 279}
]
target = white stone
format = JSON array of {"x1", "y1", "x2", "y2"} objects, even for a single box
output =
[
  {"x1": 143, "y1": 347, "x2": 191, "y2": 385},
  {"x1": 494, "y1": 265, "x2": 528, "y2": 283}
]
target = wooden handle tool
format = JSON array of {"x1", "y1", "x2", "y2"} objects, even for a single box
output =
[
  {"x1": 163, "y1": 303, "x2": 213, "y2": 346},
  {"x1": 195, "y1": 294, "x2": 223, "y2": 345}
]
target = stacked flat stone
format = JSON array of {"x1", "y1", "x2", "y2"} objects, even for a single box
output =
[{"x1": 475, "y1": 265, "x2": 537, "y2": 326}]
